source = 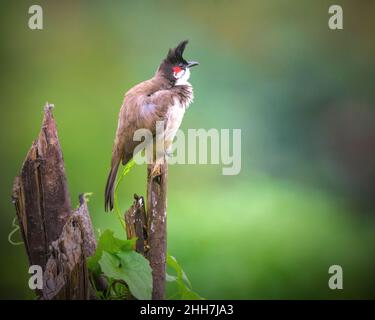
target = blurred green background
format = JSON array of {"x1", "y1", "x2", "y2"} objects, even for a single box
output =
[{"x1": 1, "y1": 0, "x2": 375, "y2": 299}]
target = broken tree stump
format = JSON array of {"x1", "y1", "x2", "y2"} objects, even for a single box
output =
[
  {"x1": 42, "y1": 194, "x2": 96, "y2": 299},
  {"x1": 124, "y1": 163, "x2": 168, "y2": 300},
  {"x1": 125, "y1": 194, "x2": 147, "y2": 255},
  {"x1": 12, "y1": 103, "x2": 96, "y2": 299}
]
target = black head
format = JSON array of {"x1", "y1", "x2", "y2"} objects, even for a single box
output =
[{"x1": 158, "y1": 40, "x2": 199, "y2": 83}]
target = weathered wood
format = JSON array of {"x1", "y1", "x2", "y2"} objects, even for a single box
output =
[
  {"x1": 42, "y1": 195, "x2": 96, "y2": 300},
  {"x1": 113, "y1": 138, "x2": 170, "y2": 300},
  {"x1": 125, "y1": 194, "x2": 147, "y2": 255},
  {"x1": 146, "y1": 163, "x2": 168, "y2": 300},
  {"x1": 124, "y1": 165, "x2": 168, "y2": 300},
  {"x1": 12, "y1": 103, "x2": 96, "y2": 300},
  {"x1": 12, "y1": 103, "x2": 71, "y2": 270}
]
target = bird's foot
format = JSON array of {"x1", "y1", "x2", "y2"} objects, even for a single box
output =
[{"x1": 150, "y1": 163, "x2": 162, "y2": 179}]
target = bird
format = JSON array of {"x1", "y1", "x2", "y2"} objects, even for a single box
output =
[{"x1": 105, "y1": 40, "x2": 199, "y2": 212}]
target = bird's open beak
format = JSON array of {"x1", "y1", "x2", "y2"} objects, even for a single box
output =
[{"x1": 187, "y1": 61, "x2": 199, "y2": 68}]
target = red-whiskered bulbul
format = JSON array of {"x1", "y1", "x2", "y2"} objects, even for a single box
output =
[{"x1": 105, "y1": 40, "x2": 199, "y2": 211}]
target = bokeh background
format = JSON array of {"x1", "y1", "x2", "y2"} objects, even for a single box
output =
[{"x1": 1, "y1": 0, "x2": 375, "y2": 299}]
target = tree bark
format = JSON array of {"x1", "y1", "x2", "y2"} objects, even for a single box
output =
[
  {"x1": 146, "y1": 163, "x2": 168, "y2": 300},
  {"x1": 42, "y1": 194, "x2": 96, "y2": 299},
  {"x1": 124, "y1": 164, "x2": 168, "y2": 300},
  {"x1": 125, "y1": 194, "x2": 147, "y2": 255},
  {"x1": 12, "y1": 103, "x2": 71, "y2": 269},
  {"x1": 12, "y1": 103, "x2": 96, "y2": 299}
]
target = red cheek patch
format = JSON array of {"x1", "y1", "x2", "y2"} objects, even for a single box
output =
[{"x1": 173, "y1": 66, "x2": 182, "y2": 73}]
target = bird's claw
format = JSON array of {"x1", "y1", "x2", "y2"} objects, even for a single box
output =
[{"x1": 150, "y1": 163, "x2": 162, "y2": 179}]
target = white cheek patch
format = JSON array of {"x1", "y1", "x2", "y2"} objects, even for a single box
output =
[
  {"x1": 173, "y1": 70, "x2": 183, "y2": 79},
  {"x1": 175, "y1": 68, "x2": 190, "y2": 86}
]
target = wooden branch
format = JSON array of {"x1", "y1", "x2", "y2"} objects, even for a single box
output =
[
  {"x1": 146, "y1": 163, "x2": 168, "y2": 300},
  {"x1": 12, "y1": 103, "x2": 96, "y2": 299}
]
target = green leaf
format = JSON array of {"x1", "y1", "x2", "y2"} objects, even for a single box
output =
[
  {"x1": 87, "y1": 229, "x2": 136, "y2": 274},
  {"x1": 166, "y1": 273, "x2": 177, "y2": 282},
  {"x1": 99, "y1": 251, "x2": 152, "y2": 300},
  {"x1": 114, "y1": 159, "x2": 136, "y2": 229},
  {"x1": 110, "y1": 281, "x2": 130, "y2": 299},
  {"x1": 98, "y1": 252, "x2": 123, "y2": 279},
  {"x1": 166, "y1": 254, "x2": 204, "y2": 300},
  {"x1": 181, "y1": 290, "x2": 204, "y2": 300}
]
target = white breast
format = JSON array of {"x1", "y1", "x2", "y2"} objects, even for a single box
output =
[{"x1": 164, "y1": 98, "x2": 186, "y2": 148}]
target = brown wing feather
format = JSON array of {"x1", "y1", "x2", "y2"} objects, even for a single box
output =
[{"x1": 105, "y1": 78, "x2": 177, "y2": 211}]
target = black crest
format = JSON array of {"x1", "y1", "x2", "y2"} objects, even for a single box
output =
[{"x1": 165, "y1": 40, "x2": 189, "y2": 66}]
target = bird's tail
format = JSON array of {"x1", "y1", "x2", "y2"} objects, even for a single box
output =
[{"x1": 104, "y1": 160, "x2": 120, "y2": 212}]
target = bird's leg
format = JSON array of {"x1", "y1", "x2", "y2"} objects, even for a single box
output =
[
  {"x1": 150, "y1": 136, "x2": 175, "y2": 178},
  {"x1": 150, "y1": 150, "x2": 165, "y2": 179},
  {"x1": 150, "y1": 135, "x2": 174, "y2": 178}
]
